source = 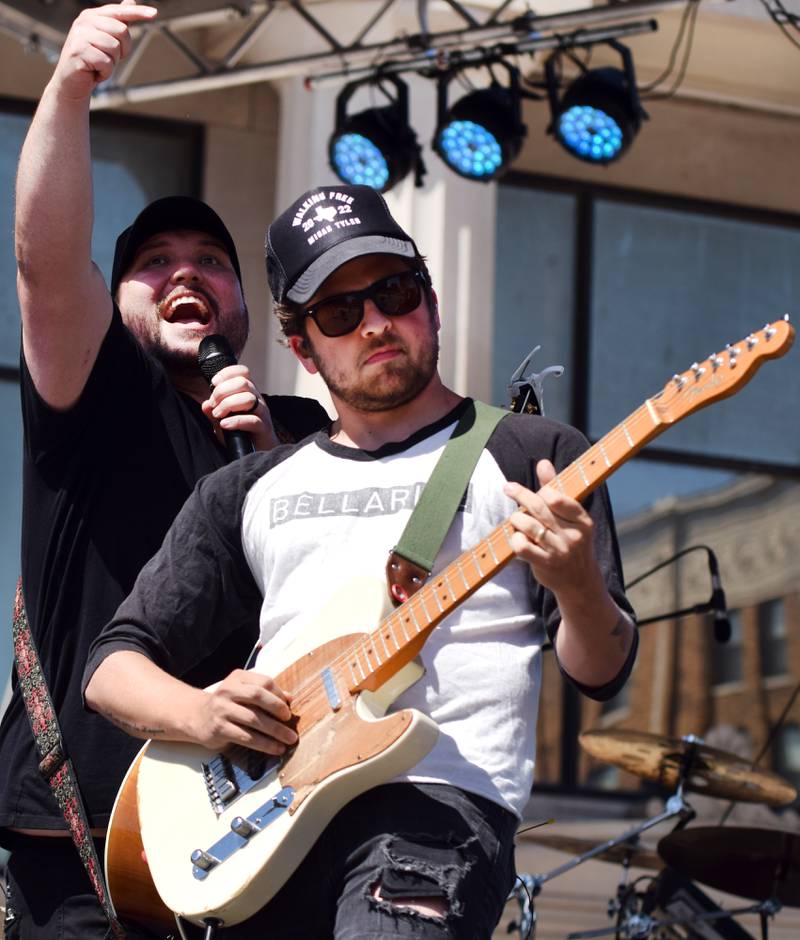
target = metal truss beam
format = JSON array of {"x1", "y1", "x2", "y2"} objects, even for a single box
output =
[{"x1": 0, "y1": 0, "x2": 682, "y2": 110}]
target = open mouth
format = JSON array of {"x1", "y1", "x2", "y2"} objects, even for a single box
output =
[{"x1": 163, "y1": 292, "x2": 213, "y2": 325}]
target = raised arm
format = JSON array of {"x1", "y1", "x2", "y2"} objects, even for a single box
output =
[{"x1": 14, "y1": 2, "x2": 157, "y2": 409}]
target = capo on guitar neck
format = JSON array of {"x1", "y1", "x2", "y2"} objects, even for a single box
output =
[{"x1": 507, "y1": 345, "x2": 565, "y2": 417}]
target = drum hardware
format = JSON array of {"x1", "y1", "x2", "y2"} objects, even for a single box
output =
[
  {"x1": 566, "y1": 891, "x2": 778, "y2": 940},
  {"x1": 519, "y1": 790, "x2": 691, "y2": 897},
  {"x1": 506, "y1": 873, "x2": 538, "y2": 939},
  {"x1": 505, "y1": 789, "x2": 693, "y2": 938},
  {"x1": 521, "y1": 833, "x2": 662, "y2": 872},
  {"x1": 578, "y1": 730, "x2": 798, "y2": 807},
  {"x1": 505, "y1": 727, "x2": 700, "y2": 938},
  {"x1": 507, "y1": 731, "x2": 799, "y2": 938},
  {"x1": 517, "y1": 730, "x2": 708, "y2": 902}
]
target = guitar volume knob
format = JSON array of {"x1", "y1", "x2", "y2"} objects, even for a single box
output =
[
  {"x1": 191, "y1": 848, "x2": 220, "y2": 871},
  {"x1": 231, "y1": 816, "x2": 260, "y2": 838}
]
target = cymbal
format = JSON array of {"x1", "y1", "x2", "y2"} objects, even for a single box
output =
[
  {"x1": 658, "y1": 826, "x2": 800, "y2": 906},
  {"x1": 579, "y1": 729, "x2": 798, "y2": 806},
  {"x1": 520, "y1": 831, "x2": 662, "y2": 870}
]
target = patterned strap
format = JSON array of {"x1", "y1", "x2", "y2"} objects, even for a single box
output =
[{"x1": 12, "y1": 578, "x2": 127, "y2": 940}]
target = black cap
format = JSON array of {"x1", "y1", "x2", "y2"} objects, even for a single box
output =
[
  {"x1": 110, "y1": 196, "x2": 242, "y2": 295},
  {"x1": 266, "y1": 185, "x2": 418, "y2": 304}
]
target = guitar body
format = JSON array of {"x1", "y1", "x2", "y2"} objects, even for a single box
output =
[
  {"x1": 107, "y1": 577, "x2": 439, "y2": 928},
  {"x1": 105, "y1": 747, "x2": 180, "y2": 936}
]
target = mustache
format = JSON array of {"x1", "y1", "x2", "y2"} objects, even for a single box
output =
[{"x1": 359, "y1": 335, "x2": 406, "y2": 363}]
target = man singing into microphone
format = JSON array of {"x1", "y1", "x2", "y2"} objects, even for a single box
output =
[{"x1": 0, "y1": 3, "x2": 326, "y2": 937}]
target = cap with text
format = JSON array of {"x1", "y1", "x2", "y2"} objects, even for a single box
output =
[{"x1": 266, "y1": 185, "x2": 419, "y2": 305}]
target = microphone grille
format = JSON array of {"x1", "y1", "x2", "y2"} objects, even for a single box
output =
[{"x1": 198, "y1": 334, "x2": 237, "y2": 383}]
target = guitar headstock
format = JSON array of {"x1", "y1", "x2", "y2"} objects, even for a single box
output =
[{"x1": 653, "y1": 316, "x2": 795, "y2": 423}]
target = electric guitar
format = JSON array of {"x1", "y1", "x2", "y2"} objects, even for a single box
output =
[{"x1": 105, "y1": 318, "x2": 794, "y2": 933}]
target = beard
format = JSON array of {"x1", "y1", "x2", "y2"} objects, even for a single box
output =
[
  {"x1": 307, "y1": 324, "x2": 439, "y2": 413},
  {"x1": 124, "y1": 296, "x2": 249, "y2": 376}
]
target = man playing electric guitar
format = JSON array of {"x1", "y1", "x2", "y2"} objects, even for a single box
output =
[{"x1": 83, "y1": 184, "x2": 637, "y2": 939}]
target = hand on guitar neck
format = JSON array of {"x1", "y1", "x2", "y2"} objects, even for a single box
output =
[{"x1": 505, "y1": 459, "x2": 636, "y2": 691}]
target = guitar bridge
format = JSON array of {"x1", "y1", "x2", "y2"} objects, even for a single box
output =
[{"x1": 202, "y1": 750, "x2": 281, "y2": 815}]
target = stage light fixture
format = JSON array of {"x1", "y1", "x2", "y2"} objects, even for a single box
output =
[
  {"x1": 545, "y1": 40, "x2": 647, "y2": 165},
  {"x1": 328, "y1": 74, "x2": 425, "y2": 192},
  {"x1": 433, "y1": 64, "x2": 527, "y2": 182}
]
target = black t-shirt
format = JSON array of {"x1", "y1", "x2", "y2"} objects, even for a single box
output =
[{"x1": 0, "y1": 308, "x2": 327, "y2": 834}]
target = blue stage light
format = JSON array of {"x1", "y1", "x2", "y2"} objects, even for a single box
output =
[
  {"x1": 433, "y1": 70, "x2": 527, "y2": 182},
  {"x1": 330, "y1": 133, "x2": 390, "y2": 190},
  {"x1": 328, "y1": 76, "x2": 424, "y2": 193},
  {"x1": 545, "y1": 43, "x2": 647, "y2": 166},
  {"x1": 557, "y1": 105, "x2": 624, "y2": 163},
  {"x1": 437, "y1": 120, "x2": 503, "y2": 179}
]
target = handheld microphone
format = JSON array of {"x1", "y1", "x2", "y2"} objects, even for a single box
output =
[
  {"x1": 705, "y1": 548, "x2": 731, "y2": 644},
  {"x1": 198, "y1": 334, "x2": 255, "y2": 461}
]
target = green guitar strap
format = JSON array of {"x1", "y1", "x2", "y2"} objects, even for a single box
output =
[{"x1": 386, "y1": 399, "x2": 507, "y2": 605}]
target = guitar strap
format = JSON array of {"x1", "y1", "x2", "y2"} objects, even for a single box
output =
[
  {"x1": 11, "y1": 578, "x2": 127, "y2": 940},
  {"x1": 386, "y1": 399, "x2": 507, "y2": 604}
]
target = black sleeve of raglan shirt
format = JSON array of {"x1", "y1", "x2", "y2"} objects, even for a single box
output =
[
  {"x1": 81, "y1": 448, "x2": 287, "y2": 690},
  {"x1": 488, "y1": 412, "x2": 638, "y2": 702}
]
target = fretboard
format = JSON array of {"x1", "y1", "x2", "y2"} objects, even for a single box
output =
[{"x1": 341, "y1": 396, "x2": 667, "y2": 695}]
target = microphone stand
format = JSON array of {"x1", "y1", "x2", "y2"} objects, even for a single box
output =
[
  {"x1": 624, "y1": 544, "x2": 722, "y2": 628},
  {"x1": 539, "y1": 544, "x2": 723, "y2": 653}
]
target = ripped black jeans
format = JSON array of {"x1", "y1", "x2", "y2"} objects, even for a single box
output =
[{"x1": 220, "y1": 782, "x2": 518, "y2": 939}]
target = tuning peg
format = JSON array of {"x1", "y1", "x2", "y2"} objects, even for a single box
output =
[
  {"x1": 725, "y1": 343, "x2": 740, "y2": 368},
  {"x1": 691, "y1": 362, "x2": 705, "y2": 380},
  {"x1": 672, "y1": 374, "x2": 686, "y2": 389},
  {"x1": 746, "y1": 334, "x2": 758, "y2": 350},
  {"x1": 709, "y1": 354, "x2": 724, "y2": 372},
  {"x1": 764, "y1": 323, "x2": 777, "y2": 340}
]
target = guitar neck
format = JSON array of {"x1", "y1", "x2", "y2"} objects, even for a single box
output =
[
  {"x1": 344, "y1": 317, "x2": 795, "y2": 695},
  {"x1": 345, "y1": 400, "x2": 661, "y2": 694},
  {"x1": 553, "y1": 399, "x2": 663, "y2": 501}
]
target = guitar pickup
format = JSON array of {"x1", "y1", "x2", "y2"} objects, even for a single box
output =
[
  {"x1": 202, "y1": 751, "x2": 281, "y2": 815},
  {"x1": 322, "y1": 667, "x2": 342, "y2": 711}
]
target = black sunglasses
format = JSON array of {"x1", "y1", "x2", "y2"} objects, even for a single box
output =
[{"x1": 304, "y1": 268, "x2": 426, "y2": 338}]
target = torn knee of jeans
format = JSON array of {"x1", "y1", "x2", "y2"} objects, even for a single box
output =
[{"x1": 366, "y1": 833, "x2": 477, "y2": 922}]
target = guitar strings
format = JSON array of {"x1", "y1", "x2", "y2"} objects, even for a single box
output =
[
  {"x1": 283, "y1": 398, "x2": 674, "y2": 707},
  {"x1": 279, "y1": 347, "x2": 754, "y2": 715},
  {"x1": 283, "y1": 522, "x2": 517, "y2": 709}
]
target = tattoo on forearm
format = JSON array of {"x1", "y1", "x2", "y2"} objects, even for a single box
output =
[
  {"x1": 609, "y1": 614, "x2": 630, "y2": 654},
  {"x1": 102, "y1": 708, "x2": 165, "y2": 737}
]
